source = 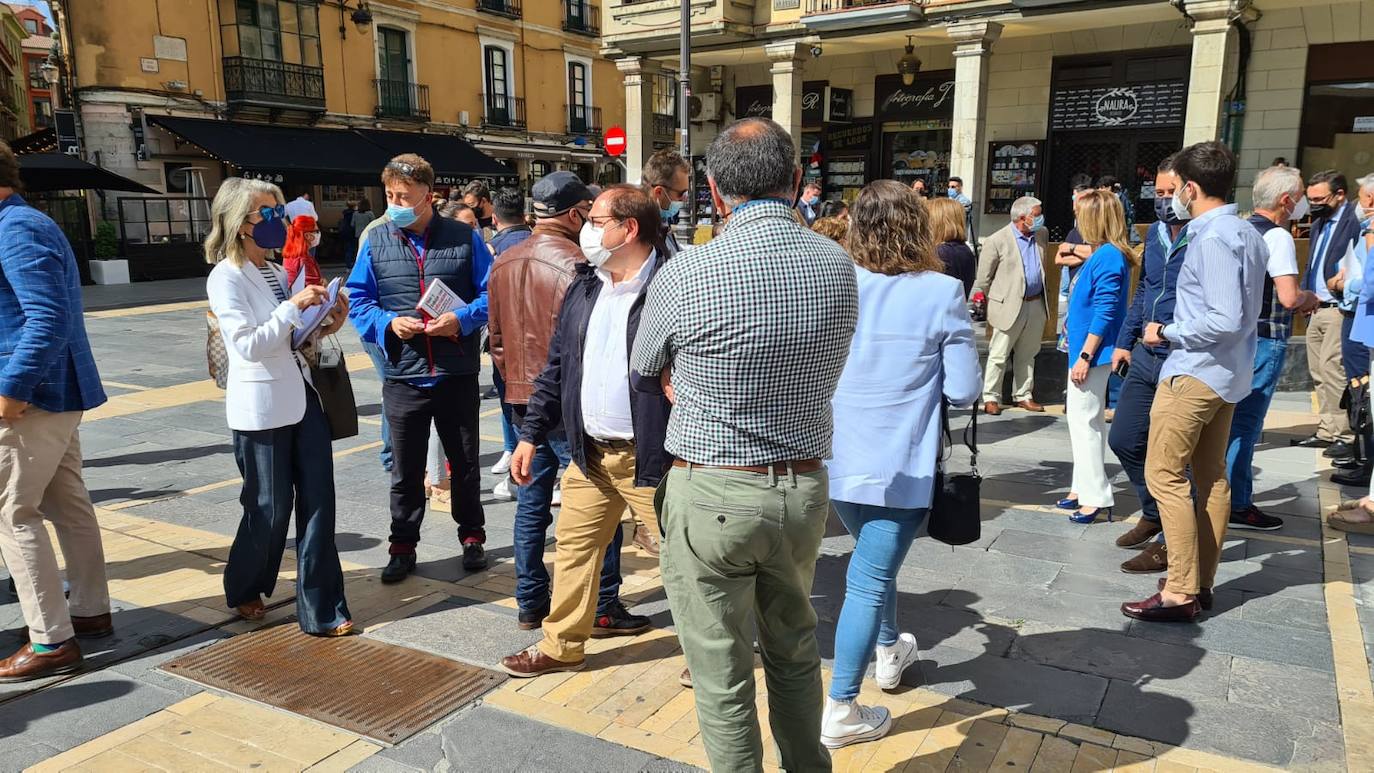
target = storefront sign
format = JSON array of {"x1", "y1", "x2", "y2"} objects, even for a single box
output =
[
  {"x1": 874, "y1": 72, "x2": 956, "y2": 122},
  {"x1": 984, "y1": 140, "x2": 1042, "y2": 215},
  {"x1": 1050, "y1": 82, "x2": 1186, "y2": 130},
  {"x1": 827, "y1": 88, "x2": 853, "y2": 123},
  {"x1": 802, "y1": 81, "x2": 827, "y2": 125},
  {"x1": 1354, "y1": 116, "x2": 1374, "y2": 133},
  {"x1": 735, "y1": 85, "x2": 774, "y2": 119},
  {"x1": 825, "y1": 122, "x2": 872, "y2": 153},
  {"x1": 55, "y1": 110, "x2": 80, "y2": 156}
]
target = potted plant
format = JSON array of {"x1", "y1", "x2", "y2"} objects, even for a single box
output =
[{"x1": 90, "y1": 221, "x2": 130, "y2": 284}]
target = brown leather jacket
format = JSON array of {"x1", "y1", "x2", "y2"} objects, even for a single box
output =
[{"x1": 488, "y1": 220, "x2": 584, "y2": 404}]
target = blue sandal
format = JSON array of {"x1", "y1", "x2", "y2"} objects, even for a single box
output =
[{"x1": 1068, "y1": 507, "x2": 1113, "y2": 524}]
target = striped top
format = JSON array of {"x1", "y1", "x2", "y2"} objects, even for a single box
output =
[{"x1": 258, "y1": 263, "x2": 286, "y2": 302}]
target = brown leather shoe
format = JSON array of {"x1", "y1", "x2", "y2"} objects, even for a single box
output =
[
  {"x1": 632, "y1": 523, "x2": 660, "y2": 557},
  {"x1": 1116, "y1": 521, "x2": 1163, "y2": 549},
  {"x1": 235, "y1": 599, "x2": 266, "y2": 621},
  {"x1": 72, "y1": 613, "x2": 114, "y2": 639},
  {"x1": 984, "y1": 401, "x2": 1002, "y2": 416},
  {"x1": 1157, "y1": 578, "x2": 1213, "y2": 610},
  {"x1": 0, "y1": 641, "x2": 82, "y2": 683},
  {"x1": 1015, "y1": 399, "x2": 1045, "y2": 412},
  {"x1": 1121, "y1": 593, "x2": 1200, "y2": 622},
  {"x1": 499, "y1": 646, "x2": 585, "y2": 678},
  {"x1": 1121, "y1": 542, "x2": 1168, "y2": 574}
]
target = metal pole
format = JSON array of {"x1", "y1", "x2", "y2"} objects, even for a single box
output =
[{"x1": 678, "y1": 0, "x2": 693, "y2": 229}]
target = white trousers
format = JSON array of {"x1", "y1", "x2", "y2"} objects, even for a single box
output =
[{"x1": 1067, "y1": 363, "x2": 1114, "y2": 508}]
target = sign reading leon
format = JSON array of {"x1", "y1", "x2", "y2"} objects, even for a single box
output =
[{"x1": 604, "y1": 126, "x2": 627, "y2": 157}]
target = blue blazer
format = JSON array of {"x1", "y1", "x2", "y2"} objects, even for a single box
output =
[
  {"x1": 1066, "y1": 243, "x2": 1130, "y2": 369},
  {"x1": 0, "y1": 194, "x2": 106, "y2": 413}
]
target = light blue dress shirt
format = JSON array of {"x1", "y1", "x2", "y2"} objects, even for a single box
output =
[
  {"x1": 1159, "y1": 204, "x2": 1269, "y2": 403},
  {"x1": 1310, "y1": 203, "x2": 1346, "y2": 303},
  {"x1": 1016, "y1": 229, "x2": 1045, "y2": 298},
  {"x1": 827, "y1": 268, "x2": 982, "y2": 509}
]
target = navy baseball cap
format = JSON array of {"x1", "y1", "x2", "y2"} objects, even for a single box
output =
[{"x1": 531, "y1": 171, "x2": 593, "y2": 217}]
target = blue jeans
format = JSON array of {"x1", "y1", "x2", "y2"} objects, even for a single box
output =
[
  {"x1": 493, "y1": 368, "x2": 518, "y2": 454},
  {"x1": 1226, "y1": 337, "x2": 1289, "y2": 509},
  {"x1": 227, "y1": 390, "x2": 351, "y2": 633},
  {"x1": 828, "y1": 500, "x2": 928, "y2": 701},
  {"x1": 1108, "y1": 343, "x2": 1170, "y2": 523},
  {"x1": 360, "y1": 339, "x2": 393, "y2": 471},
  {"x1": 511, "y1": 409, "x2": 620, "y2": 613}
]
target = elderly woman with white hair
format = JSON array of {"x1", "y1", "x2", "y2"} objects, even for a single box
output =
[
  {"x1": 1329, "y1": 172, "x2": 1374, "y2": 532},
  {"x1": 205, "y1": 177, "x2": 354, "y2": 634}
]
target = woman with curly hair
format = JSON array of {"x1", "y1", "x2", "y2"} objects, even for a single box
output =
[
  {"x1": 820, "y1": 180, "x2": 981, "y2": 749},
  {"x1": 811, "y1": 215, "x2": 849, "y2": 246}
]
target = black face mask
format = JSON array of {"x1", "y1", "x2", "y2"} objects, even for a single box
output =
[{"x1": 1309, "y1": 202, "x2": 1335, "y2": 219}]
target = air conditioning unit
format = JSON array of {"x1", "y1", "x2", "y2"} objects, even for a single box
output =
[{"x1": 690, "y1": 93, "x2": 722, "y2": 122}]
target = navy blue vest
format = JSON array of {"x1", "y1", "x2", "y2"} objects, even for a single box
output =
[
  {"x1": 369, "y1": 215, "x2": 480, "y2": 379},
  {"x1": 1248, "y1": 213, "x2": 1291, "y2": 340}
]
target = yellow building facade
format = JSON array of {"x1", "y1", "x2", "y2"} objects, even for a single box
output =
[
  {"x1": 55, "y1": 0, "x2": 622, "y2": 275},
  {"x1": 0, "y1": 4, "x2": 28, "y2": 141}
]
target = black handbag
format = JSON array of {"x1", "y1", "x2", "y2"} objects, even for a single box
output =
[
  {"x1": 309, "y1": 336, "x2": 358, "y2": 441},
  {"x1": 928, "y1": 401, "x2": 981, "y2": 546}
]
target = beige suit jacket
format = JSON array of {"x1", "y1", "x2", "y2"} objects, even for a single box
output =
[{"x1": 973, "y1": 224, "x2": 1049, "y2": 332}]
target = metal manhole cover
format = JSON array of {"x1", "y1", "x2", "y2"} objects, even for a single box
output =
[{"x1": 160, "y1": 624, "x2": 505, "y2": 745}]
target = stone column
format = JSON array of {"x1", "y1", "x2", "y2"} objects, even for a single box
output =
[
  {"x1": 616, "y1": 56, "x2": 661, "y2": 184},
  {"x1": 947, "y1": 20, "x2": 1002, "y2": 230},
  {"x1": 765, "y1": 41, "x2": 807, "y2": 156},
  {"x1": 1180, "y1": 0, "x2": 1242, "y2": 146}
]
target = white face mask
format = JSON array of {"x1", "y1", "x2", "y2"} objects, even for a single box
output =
[
  {"x1": 579, "y1": 221, "x2": 626, "y2": 268},
  {"x1": 1290, "y1": 196, "x2": 1310, "y2": 222},
  {"x1": 1171, "y1": 183, "x2": 1194, "y2": 222},
  {"x1": 306, "y1": 232, "x2": 321, "y2": 248}
]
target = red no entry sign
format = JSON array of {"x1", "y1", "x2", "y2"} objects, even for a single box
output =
[{"x1": 604, "y1": 126, "x2": 627, "y2": 157}]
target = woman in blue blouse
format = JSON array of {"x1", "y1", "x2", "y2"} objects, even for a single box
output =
[
  {"x1": 1330, "y1": 173, "x2": 1374, "y2": 532},
  {"x1": 822, "y1": 181, "x2": 981, "y2": 749},
  {"x1": 1061, "y1": 191, "x2": 1134, "y2": 523}
]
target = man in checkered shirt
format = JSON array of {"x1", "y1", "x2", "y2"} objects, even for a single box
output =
[{"x1": 632, "y1": 117, "x2": 858, "y2": 772}]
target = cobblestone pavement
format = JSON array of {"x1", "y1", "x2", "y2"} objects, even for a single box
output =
[{"x1": 0, "y1": 281, "x2": 1370, "y2": 771}]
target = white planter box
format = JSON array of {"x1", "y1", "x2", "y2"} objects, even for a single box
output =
[{"x1": 90, "y1": 259, "x2": 130, "y2": 285}]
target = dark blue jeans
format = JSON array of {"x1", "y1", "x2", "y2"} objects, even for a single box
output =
[
  {"x1": 511, "y1": 408, "x2": 621, "y2": 614},
  {"x1": 1225, "y1": 337, "x2": 1288, "y2": 509},
  {"x1": 360, "y1": 339, "x2": 393, "y2": 471},
  {"x1": 227, "y1": 389, "x2": 351, "y2": 633},
  {"x1": 493, "y1": 367, "x2": 518, "y2": 454},
  {"x1": 1108, "y1": 343, "x2": 1170, "y2": 523}
]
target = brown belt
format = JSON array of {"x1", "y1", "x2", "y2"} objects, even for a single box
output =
[
  {"x1": 672, "y1": 458, "x2": 823, "y2": 475},
  {"x1": 1025, "y1": 293, "x2": 1043, "y2": 301}
]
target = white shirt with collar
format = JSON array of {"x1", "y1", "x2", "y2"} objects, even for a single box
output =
[{"x1": 580, "y1": 252, "x2": 654, "y2": 440}]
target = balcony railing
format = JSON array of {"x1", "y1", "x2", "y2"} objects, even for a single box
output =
[
  {"x1": 805, "y1": 0, "x2": 914, "y2": 11},
  {"x1": 223, "y1": 56, "x2": 326, "y2": 112},
  {"x1": 478, "y1": 0, "x2": 522, "y2": 19},
  {"x1": 567, "y1": 105, "x2": 601, "y2": 137},
  {"x1": 482, "y1": 94, "x2": 526, "y2": 129},
  {"x1": 651, "y1": 112, "x2": 676, "y2": 139},
  {"x1": 374, "y1": 79, "x2": 431, "y2": 121},
  {"x1": 563, "y1": 2, "x2": 600, "y2": 36}
]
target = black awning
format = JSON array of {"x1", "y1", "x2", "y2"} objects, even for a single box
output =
[
  {"x1": 355, "y1": 129, "x2": 515, "y2": 186},
  {"x1": 148, "y1": 116, "x2": 392, "y2": 186},
  {"x1": 9, "y1": 127, "x2": 57, "y2": 155},
  {"x1": 18, "y1": 153, "x2": 159, "y2": 193}
]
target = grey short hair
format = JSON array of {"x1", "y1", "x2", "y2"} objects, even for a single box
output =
[
  {"x1": 1009, "y1": 195, "x2": 1041, "y2": 222},
  {"x1": 1253, "y1": 165, "x2": 1305, "y2": 211},
  {"x1": 1358, "y1": 173, "x2": 1374, "y2": 195},
  {"x1": 706, "y1": 118, "x2": 798, "y2": 207}
]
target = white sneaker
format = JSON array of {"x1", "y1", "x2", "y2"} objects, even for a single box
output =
[
  {"x1": 820, "y1": 697, "x2": 892, "y2": 749},
  {"x1": 551, "y1": 483, "x2": 561, "y2": 507},
  {"x1": 491, "y1": 451, "x2": 513, "y2": 476},
  {"x1": 492, "y1": 477, "x2": 515, "y2": 501},
  {"x1": 874, "y1": 632, "x2": 918, "y2": 690}
]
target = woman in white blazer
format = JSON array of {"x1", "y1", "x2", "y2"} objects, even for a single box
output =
[{"x1": 205, "y1": 178, "x2": 353, "y2": 636}]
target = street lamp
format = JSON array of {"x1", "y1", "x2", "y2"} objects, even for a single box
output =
[
  {"x1": 897, "y1": 36, "x2": 922, "y2": 86},
  {"x1": 40, "y1": 59, "x2": 58, "y2": 87},
  {"x1": 330, "y1": 0, "x2": 373, "y2": 38}
]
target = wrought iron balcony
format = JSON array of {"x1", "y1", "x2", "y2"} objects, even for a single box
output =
[
  {"x1": 223, "y1": 56, "x2": 326, "y2": 113},
  {"x1": 482, "y1": 94, "x2": 526, "y2": 130},
  {"x1": 478, "y1": 0, "x2": 522, "y2": 19},
  {"x1": 567, "y1": 105, "x2": 601, "y2": 137},
  {"x1": 374, "y1": 79, "x2": 431, "y2": 121},
  {"x1": 651, "y1": 112, "x2": 677, "y2": 139},
  {"x1": 802, "y1": 0, "x2": 926, "y2": 32},
  {"x1": 563, "y1": 2, "x2": 600, "y2": 36}
]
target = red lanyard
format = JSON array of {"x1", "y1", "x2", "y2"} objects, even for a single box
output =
[{"x1": 401, "y1": 223, "x2": 432, "y2": 321}]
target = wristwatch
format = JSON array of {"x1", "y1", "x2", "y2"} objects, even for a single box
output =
[{"x1": 1079, "y1": 351, "x2": 1092, "y2": 363}]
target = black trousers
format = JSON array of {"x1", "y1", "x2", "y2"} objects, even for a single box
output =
[{"x1": 383, "y1": 374, "x2": 485, "y2": 547}]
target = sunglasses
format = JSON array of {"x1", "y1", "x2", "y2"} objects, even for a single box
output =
[{"x1": 257, "y1": 204, "x2": 286, "y2": 222}]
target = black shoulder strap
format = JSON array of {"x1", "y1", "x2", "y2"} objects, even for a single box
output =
[{"x1": 940, "y1": 400, "x2": 979, "y2": 471}]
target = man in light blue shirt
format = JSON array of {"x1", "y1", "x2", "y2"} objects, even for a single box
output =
[{"x1": 1122, "y1": 141, "x2": 1266, "y2": 625}]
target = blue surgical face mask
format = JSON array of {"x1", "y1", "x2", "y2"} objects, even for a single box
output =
[
  {"x1": 387, "y1": 202, "x2": 420, "y2": 229},
  {"x1": 661, "y1": 199, "x2": 684, "y2": 222},
  {"x1": 948, "y1": 188, "x2": 959, "y2": 198},
  {"x1": 249, "y1": 217, "x2": 287, "y2": 250},
  {"x1": 1031, "y1": 214, "x2": 1045, "y2": 231}
]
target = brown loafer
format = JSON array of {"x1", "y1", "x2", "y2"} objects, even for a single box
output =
[
  {"x1": 1121, "y1": 542, "x2": 1168, "y2": 574},
  {"x1": 984, "y1": 401, "x2": 1002, "y2": 416},
  {"x1": 1121, "y1": 593, "x2": 1200, "y2": 622},
  {"x1": 1116, "y1": 521, "x2": 1163, "y2": 549},
  {"x1": 235, "y1": 599, "x2": 266, "y2": 621},
  {"x1": 1157, "y1": 579, "x2": 1213, "y2": 610},
  {"x1": 0, "y1": 641, "x2": 82, "y2": 683},
  {"x1": 632, "y1": 523, "x2": 661, "y2": 557},
  {"x1": 71, "y1": 613, "x2": 114, "y2": 639},
  {"x1": 499, "y1": 646, "x2": 585, "y2": 678},
  {"x1": 311, "y1": 620, "x2": 356, "y2": 637},
  {"x1": 1015, "y1": 399, "x2": 1045, "y2": 412}
]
